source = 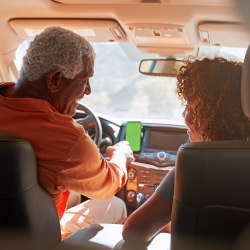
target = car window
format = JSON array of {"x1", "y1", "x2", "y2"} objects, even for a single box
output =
[
  {"x1": 198, "y1": 45, "x2": 247, "y2": 61},
  {"x1": 14, "y1": 41, "x2": 247, "y2": 126},
  {"x1": 15, "y1": 40, "x2": 185, "y2": 125},
  {"x1": 85, "y1": 42, "x2": 185, "y2": 125}
]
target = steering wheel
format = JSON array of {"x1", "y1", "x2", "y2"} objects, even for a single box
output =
[{"x1": 75, "y1": 102, "x2": 102, "y2": 146}]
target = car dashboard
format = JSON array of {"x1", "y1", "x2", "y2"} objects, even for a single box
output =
[{"x1": 98, "y1": 116, "x2": 188, "y2": 213}]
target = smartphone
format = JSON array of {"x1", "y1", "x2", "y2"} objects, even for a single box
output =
[{"x1": 125, "y1": 121, "x2": 142, "y2": 152}]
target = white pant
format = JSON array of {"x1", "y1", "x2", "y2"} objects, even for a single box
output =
[{"x1": 60, "y1": 196, "x2": 127, "y2": 240}]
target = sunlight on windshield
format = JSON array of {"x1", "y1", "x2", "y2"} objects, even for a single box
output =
[
  {"x1": 83, "y1": 43, "x2": 185, "y2": 125},
  {"x1": 198, "y1": 45, "x2": 247, "y2": 61},
  {"x1": 15, "y1": 41, "x2": 247, "y2": 126}
]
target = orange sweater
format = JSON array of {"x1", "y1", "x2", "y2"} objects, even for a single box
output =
[{"x1": 0, "y1": 83, "x2": 127, "y2": 219}]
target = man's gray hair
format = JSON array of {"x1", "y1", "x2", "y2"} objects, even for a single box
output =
[{"x1": 20, "y1": 26, "x2": 95, "y2": 81}]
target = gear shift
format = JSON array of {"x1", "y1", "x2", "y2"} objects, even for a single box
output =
[{"x1": 135, "y1": 193, "x2": 146, "y2": 209}]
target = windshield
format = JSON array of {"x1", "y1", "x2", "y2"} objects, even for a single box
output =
[
  {"x1": 83, "y1": 42, "x2": 184, "y2": 125},
  {"x1": 14, "y1": 41, "x2": 247, "y2": 126}
]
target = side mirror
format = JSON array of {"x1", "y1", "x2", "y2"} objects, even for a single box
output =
[{"x1": 139, "y1": 59, "x2": 186, "y2": 77}]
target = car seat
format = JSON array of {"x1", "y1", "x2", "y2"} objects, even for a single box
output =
[
  {"x1": 0, "y1": 132, "x2": 61, "y2": 249},
  {"x1": 0, "y1": 132, "x2": 111, "y2": 250},
  {"x1": 171, "y1": 44, "x2": 250, "y2": 250}
]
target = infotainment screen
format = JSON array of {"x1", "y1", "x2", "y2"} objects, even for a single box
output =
[{"x1": 147, "y1": 130, "x2": 187, "y2": 151}]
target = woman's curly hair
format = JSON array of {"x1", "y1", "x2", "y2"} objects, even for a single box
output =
[{"x1": 177, "y1": 57, "x2": 250, "y2": 141}]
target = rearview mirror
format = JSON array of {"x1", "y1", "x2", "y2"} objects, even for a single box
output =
[{"x1": 139, "y1": 59, "x2": 186, "y2": 77}]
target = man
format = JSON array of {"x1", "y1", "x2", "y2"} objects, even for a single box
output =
[{"x1": 0, "y1": 26, "x2": 133, "y2": 239}]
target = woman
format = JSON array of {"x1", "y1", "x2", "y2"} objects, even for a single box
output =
[{"x1": 122, "y1": 57, "x2": 250, "y2": 243}]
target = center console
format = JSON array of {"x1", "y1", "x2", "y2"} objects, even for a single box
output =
[
  {"x1": 117, "y1": 123, "x2": 188, "y2": 210},
  {"x1": 126, "y1": 162, "x2": 173, "y2": 206}
]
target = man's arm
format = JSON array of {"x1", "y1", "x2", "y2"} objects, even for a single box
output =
[{"x1": 58, "y1": 135, "x2": 133, "y2": 200}]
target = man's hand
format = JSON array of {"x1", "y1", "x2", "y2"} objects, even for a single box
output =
[{"x1": 106, "y1": 141, "x2": 134, "y2": 163}]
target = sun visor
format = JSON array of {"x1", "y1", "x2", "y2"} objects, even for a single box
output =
[
  {"x1": 9, "y1": 19, "x2": 127, "y2": 42},
  {"x1": 199, "y1": 22, "x2": 250, "y2": 48},
  {"x1": 241, "y1": 45, "x2": 250, "y2": 120}
]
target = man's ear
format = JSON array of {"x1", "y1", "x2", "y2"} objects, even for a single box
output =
[{"x1": 46, "y1": 70, "x2": 63, "y2": 93}]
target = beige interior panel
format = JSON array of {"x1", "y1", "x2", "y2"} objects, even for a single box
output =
[
  {"x1": 137, "y1": 46, "x2": 195, "y2": 57},
  {"x1": 51, "y1": 0, "x2": 169, "y2": 4},
  {"x1": 199, "y1": 22, "x2": 250, "y2": 48},
  {"x1": 127, "y1": 23, "x2": 190, "y2": 46},
  {"x1": 0, "y1": 0, "x2": 245, "y2": 79},
  {"x1": 126, "y1": 23, "x2": 195, "y2": 56},
  {"x1": 52, "y1": 0, "x2": 233, "y2": 6},
  {"x1": 9, "y1": 19, "x2": 127, "y2": 42}
]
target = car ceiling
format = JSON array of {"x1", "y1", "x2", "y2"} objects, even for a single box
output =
[{"x1": 0, "y1": 0, "x2": 249, "y2": 81}]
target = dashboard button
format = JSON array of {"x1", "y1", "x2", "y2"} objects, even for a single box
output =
[
  {"x1": 128, "y1": 170, "x2": 136, "y2": 180},
  {"x1": 153, "y1": 174, "x2": 165, "y2": 180},
  {"x1": 156, "y1": 151, "x2": 167, "y2": 162},
  {"x1": 126, "y1": 190, "x2": 136, "y2": 203},
  {"x1": 140, "y1": 175, "x2": 149, "y2": 179}
]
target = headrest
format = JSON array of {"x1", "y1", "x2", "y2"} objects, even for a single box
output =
[
  {"x1": 176, "y1": 140, "x2": 250, "y2": 206},
  {"x1": 0, "y1": 132, "x2": 37, "y2": 196},
  {"x1": 241, "y1": 44, "x2": 250, "y2": 119}
]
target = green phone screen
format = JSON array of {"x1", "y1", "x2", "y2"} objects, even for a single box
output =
[{"x1": 125, "y1": 121, "x2": 142, "y2": 152}]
